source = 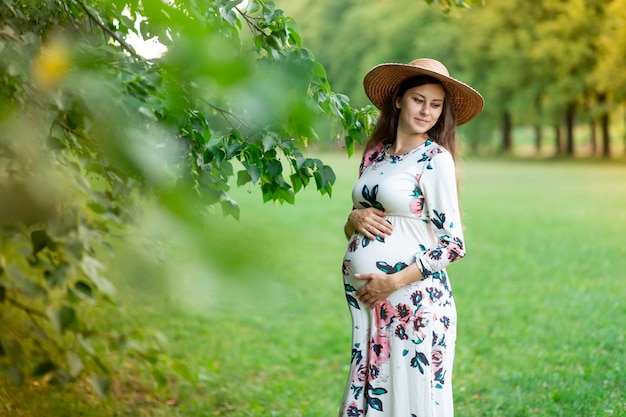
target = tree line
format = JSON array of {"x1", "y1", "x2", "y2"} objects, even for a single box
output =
[{"x1": 282, "y1": 0, "x2": 626, "y2": 157}]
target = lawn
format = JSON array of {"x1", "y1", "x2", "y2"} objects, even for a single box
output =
[{"x1": 1, "y1": 154, "x2": 625, "y2": 416}]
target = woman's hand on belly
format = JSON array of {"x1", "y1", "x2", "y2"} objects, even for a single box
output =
[
  {"x1": 355, "y1": 263, "x2": 424, "y2": 308},
  {"x1": 347, "y1": 207, "x2": 393, "y2": 240}
]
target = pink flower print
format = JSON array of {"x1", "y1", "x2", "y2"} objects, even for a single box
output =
[
  {"x1": 369, "y1": 363, "x2": 380, "y2": 379},
  {"x1": 413, "y1": 311, "x2": 427, "y2": 332},
  {"x1": 348, "y1": 361, "x2": 368, "y2": 385},
  {"x1": 432, "y1": 345, "x2": 447, "y2": 387},
  {"x1": 348, "y1": 236, "x2": 359, "y2": 252},
  {"x1": 370, "y1": 330, "x2": 391, "y2": 366},
  {"x1": 342, "y1": 260, "x2": 353, "y2": 276},
  {"x1": 411, "y1": 310, "x2": 428, "y2": 344},
  {"x1": 359, "y1": 144, "x2": 385, "y2": 176},
  {"x1": 395, "y1": 303, "x2": 412, "y2": 324},
  {"x1": 356, "y1": 363, "x2": 368, "y2": 382},
  {"x1": 446, "y1": 238, "x2": 465, "y2": 262},
  {"x1": 410, "y1": 290, "x2": 423, "y2": 306},
  {"x1": 441, "y1": 315, "x2": 451, "y2": 330},
  {"x1": 415, "y1": 173, "x2": 422, "y2": 182},
  {"x1": 429, "y1": 146, "x2": 444, "y2": 157},
  {"x1": 374, "y1": 300, "x2": 395, "y2": 328},
  {"x1": 346, "y1": 402, "x2": 364, "y2": 416},
  {"x1": 395, "y1": 322, "x2": 408, "y2": 340},
  {"x1": 410, "y1": 196, "x2": 425, "y2": 216}
]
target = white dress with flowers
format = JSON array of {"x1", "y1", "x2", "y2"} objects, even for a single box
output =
[{"x1": 339, "y1": 140, "x2": 464, "y2": 417}]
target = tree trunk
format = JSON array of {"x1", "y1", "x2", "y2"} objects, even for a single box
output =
[
  {"x1": 534, "y1": 95, "x2": 542, "y2": 155},
  {"x1": 589, "y1": 119, "x2": 597, "y2": 157},
  {"x1": 554, "y1": 123, "x2": 563, "y2": 156},
  {"x1": 598, "y1": 93, "x2": 611, "y2": 158},
  {"x1": 534, "y1": 124, "x2": 542, "y2": 155},
  {"x1": 601, "y1": 112, "x2": 610, "y2": 158},
  {"x1": 565, "y1": 103, "x2": 575, "y2": 156},
  {"x1": 502, "y1": 112, "x2": 512, "y2": 153}
]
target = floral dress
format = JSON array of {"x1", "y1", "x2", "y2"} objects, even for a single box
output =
[{"x1": 339, "y1": 140, "x2": 465, "y2": 417}]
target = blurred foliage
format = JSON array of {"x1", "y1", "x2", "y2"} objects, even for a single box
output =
[
  {"x1": 0, "y1": 0, "x2": 385, "y2": 394},
  {"x1": 282, "y1": 0, "x2": 626, "y2": 156}
]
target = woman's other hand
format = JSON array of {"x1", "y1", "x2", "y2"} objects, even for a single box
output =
[
  {"x1": 348, "y1": 207, "x2": 393, "y2": 240},
  {"x1": 355, "y1": 263, "x2": 424, "y2": 308},
  {"x1": 355, "y1": 272, "x2": 399, "y2": 307}
]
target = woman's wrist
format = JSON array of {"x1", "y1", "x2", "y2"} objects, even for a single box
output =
[{"x1": 394, "y1": 263, "x2": 424, "y2": 289}]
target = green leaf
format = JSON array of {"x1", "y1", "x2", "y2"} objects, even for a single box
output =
[
  {"x1": 92, "y1": 355, "x2": 111, "y2": 374},
  {"x1": 31, "y1": 361, "x2": 56, "y2": 377},
  {"x1": 262, "y1": 135, "x2": 277, "y2": 152},
  {"x1": 74, "y1": 281, "x2": 93, "y2": 298},
  {"x1": 30, "y1": 230, "x2": 51, "y2": 254},
  {"x1": 246, "y1": 1, "x2": 260, "y2": 14},
  {"x1": 290, "y1": 173, "x2": 303, "y2": 193},
  {"x1": 221, "y1": 198, "x2": 240, "y2": 219},
  {"x1": 47, "y1": 305, "x2": 76, "y2": 334},
  {"x1": 66, "y1": 351, "x2": 84, "y2": 378},
  {"x1": 50, "y1": 368, "x2": 70, "y2": 387},
  {"x1": 81, "y1": 256, "x2": 116, "y2": 296},
  {"x1": 345, "y1": 134, "x2": 355, "y2": 157},
  {"x1": 90, "y1": 376, "x2": 111, "y2": 397},
  {"x1": 79, "y1": 335, "x2": 96, "y2": 356},
  {"x1": 171, "y1": 360, "x2": 194, "y2": 382},
  {"x1": 264, "y1": 159, "x2": 283, "y2": 178},
  {"x1": 3, "y1": 339, "x2": 23, "y2": 364},
  {"x1": 285, "y1": 18, "x2": 302, "y2": 47},
  {"x1": 45, "y1": 262, "x2": 70, "y2": 287},
  {"x1": 237, "y1": 170, "x2": 252, "y2": 186},
  {"x1": 6, "y1": 266, "x2": 47, "y2": 299},
  {"x1": 2, "y1": 366, "x2": 23, "y2": 386},
  {"x1": 278, "y1": 187, "x2": 295, "y2": 204},
  {"x1": 152, "y1": 367, "x2": 168, "y2": 388},
  {"x1": 311, "y1": 61, "x2": 328, "y2": 84},
  {"x1": 242, "y1": 161, "x2": 261, "y2": 183}
]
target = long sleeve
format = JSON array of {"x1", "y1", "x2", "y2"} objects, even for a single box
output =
[{"x1": 415, "y1": 151, "x2": 465, "y2": 278}]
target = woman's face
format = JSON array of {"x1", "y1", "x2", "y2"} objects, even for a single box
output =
[{"x1": 395, "y1": 83, "x2": 445, "y2": 137}]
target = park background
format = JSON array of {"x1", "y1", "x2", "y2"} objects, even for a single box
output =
[{"x1": 0, "y1": 0, "x2": 625, "y2": 416}]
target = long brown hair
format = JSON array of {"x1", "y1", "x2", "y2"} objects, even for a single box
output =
[{"x1": 363, "y1": 75, "x2": 460, "y2": 162}]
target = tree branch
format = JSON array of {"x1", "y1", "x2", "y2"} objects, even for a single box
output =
[
  {"x1": 60, "y1": 0, "x2": 90, "y2": 42},
  {"x1": 72, "y1": 0, "x2": 142, "y2": 61},
  {"x1": 201, "y1": 99, "x2": 250, "y2": 131},
  {"x1": 7, "y1": 297, "x2": 48, "y2": 319},
  {"x1": 235, "y1": 7, "x2": 265, "y2": 36}
]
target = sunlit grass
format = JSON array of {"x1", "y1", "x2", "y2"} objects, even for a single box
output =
[
  {"x1": 2, "y1": 154, "x2": 625, "y2": 416},
  {"x1": 453, "y1": 158, "x2": 626, "y2": 417}
]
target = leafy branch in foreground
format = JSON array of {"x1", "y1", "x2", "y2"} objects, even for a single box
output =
[{"x1": 0, "y1": 0, "x2": 375, "y2": 394}]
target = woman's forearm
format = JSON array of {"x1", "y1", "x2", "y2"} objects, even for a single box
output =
[{"x1": 392, "y1": 263, "x2": 424, "y2": 290}]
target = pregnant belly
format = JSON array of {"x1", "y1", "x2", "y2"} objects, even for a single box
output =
[{"x1": 342, "y1": 233, "x2": 421, "y2": 289}]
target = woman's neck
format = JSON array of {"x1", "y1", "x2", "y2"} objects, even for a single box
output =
[{"x1": 389, "y1": 133, "x2": 429, "y2": 156}]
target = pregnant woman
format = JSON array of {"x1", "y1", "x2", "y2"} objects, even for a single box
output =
[{"x1": 339, "y1": 58, "x2": 484, "y2": 417}]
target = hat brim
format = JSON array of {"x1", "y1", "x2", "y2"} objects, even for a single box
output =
[{"x1": 363, "y1": 63, "x2": 484, "y2": 125}]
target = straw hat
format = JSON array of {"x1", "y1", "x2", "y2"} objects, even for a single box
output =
[{"x1": 363, "y1": 58, "x2": 484, "y2": 125}]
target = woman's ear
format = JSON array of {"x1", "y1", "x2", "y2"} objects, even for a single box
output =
[{"x1": 395, "y1": 97, "x2": 401, "y2": 109}]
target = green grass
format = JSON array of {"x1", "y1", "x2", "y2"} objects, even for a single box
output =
[{"x1": 2, "y1": 155, "x2": 625, "y2": 416}]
